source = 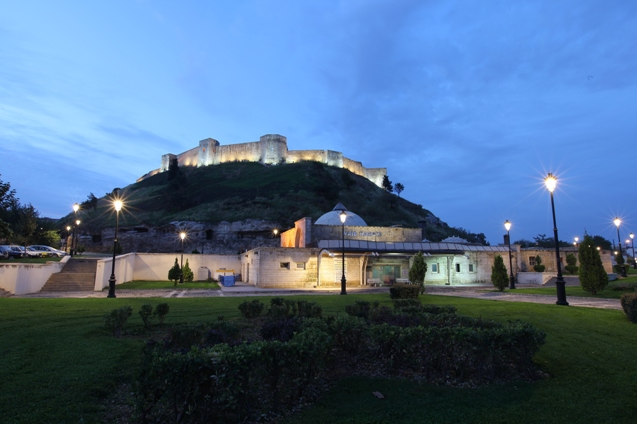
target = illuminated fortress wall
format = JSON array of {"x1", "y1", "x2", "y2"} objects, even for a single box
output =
[{"x1": 141, "y1": 134, "x2": 386, "y2": 187}]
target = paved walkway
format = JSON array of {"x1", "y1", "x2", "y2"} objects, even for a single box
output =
[{"x1": 13, "y1": 282, "x2": 623, "y2": 310}]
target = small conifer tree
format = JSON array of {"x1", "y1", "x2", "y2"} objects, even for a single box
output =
[
  {"x1": 578, "y1": 235, "x2": 609, "y2": 294},
  {"x1": 491, "y1": 255, "x2": 509, "y2": 291},
  {"x1": 533, "y1": 255, "x2": 545, "y2": 272},
  {"x1": 565, "y1": 253, "x2": 578, "y2": 274},
  {"x1": 408, "y1": 251, "x2": 428, "y2": 294},
  {"x1": 168, "y1": 258, "x2": 181, "y2": 286},
  {"x1": 182, "y1": 259, "x2": 194, "y2": 282}
]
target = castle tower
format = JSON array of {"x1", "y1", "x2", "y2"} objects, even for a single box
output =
[
  {"x1": 259, "y1": 134, "x2": 288, "y2": 164},
  {"x1": 160, "y1": 154, "x2": 177, "y2": 172},
  {"x1": 198, "y1": 138, "x2": 221, "y2": 166}
]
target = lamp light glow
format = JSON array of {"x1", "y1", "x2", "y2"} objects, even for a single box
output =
[
  {"x1": 339, "y1": 210, "x2": 347, "y2": 224},
  {"x1": 614, "y1": 217, "x2": 621, "y2": 228},
  {"x1": 544, "y1": 173, "x2": 557, "y2": 193},
  {"x1": 73, "y1": 203, "x2": 80, "y2": 213},
  {"x1": 114, "y1": 199, "x2": 123, "y2": 212},
  {"x1": 504, "y1": 220, "x2": 511, "y2": 232}
]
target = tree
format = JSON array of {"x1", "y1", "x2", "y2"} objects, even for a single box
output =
[
  {"x1": 615, "y1": 249, "x2": 625, "y2": 275},
  {"x1": 382, "y1": 175, "x2": 393, "y2": 193},
  {"x1": 408, "y1": 251, "x2": 428, "y2": 294},
  {"x1": 182, "y1": 259, "x2": 194, "y2": 282},
  {"x1": 168, "y1": 258, "x2": 181, "y2": 286},
  {"x1": 16, "y1": 204, "x2": 38, "y2": 250},
  {"x1": 0, "y1": 175, "x2": 18, "y2": 239},
  {"x1": 395, "y1": 182, "x2": 404, "y2": 197},
  {"x1": 565, "y1": 253, "x2": 579, "y2": 275},
  {"x1": 578, "y1": 235, "x2": 608, "y2": 294},
  {"x1": 533, "y1": 255, "x2": 545, "y2": 272},
  {"x1": 81, "y1": 193, "x2": 99, "y2": 212},
  {"x1": 590, "y1": 235, "x2": 612, "y2": 250},
  {"x1": 513, "y1": 239, "x2": 534, "y2": 248},
  {"x1": 491, "y1": 255, "x2": 509, "y2": 291}
]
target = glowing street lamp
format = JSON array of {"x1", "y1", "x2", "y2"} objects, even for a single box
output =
[
  {"x1": 339, "y1": 209, "x2": 347, "y2": 295},
  {"x1": 504, "y1": 220, "x2": 515, "y2": 289},
  {"x1": 613, "y1": 217, "x2": 627, "y2": 277},
  {"x1": 71, "y1": 203, "x2": 80, "y2": 257},
  {"x1": 574, "y1": 236, "x2": 579, "y2": 247},
  {"x1": 544, "y1": 173, "x2": 568, "y2": 306},
  {"x1": 180, "y1": 231, "x2": 186, "y2": 284},
  {"x1": 74, "y1": 219, "x2": 81, "y2": 256},
  {"x1": 107, "y1": 199, "x2": 123, "y2": 298}
]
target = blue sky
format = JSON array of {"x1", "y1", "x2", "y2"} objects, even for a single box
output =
[{"x1": 1, "y1": 0, "x2": 636, "y2": 246}]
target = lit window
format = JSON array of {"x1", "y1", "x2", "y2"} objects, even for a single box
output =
[{"x1": 455, "y1": 263, "x2": 461, "y2": 273}]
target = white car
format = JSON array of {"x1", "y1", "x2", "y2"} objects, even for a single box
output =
[
  {"x1": 28, "y1": 245, "x2": 68, "y2": 257},
  {"x1": 13, "y1": 246, "x2": 45, "y2": 258}
]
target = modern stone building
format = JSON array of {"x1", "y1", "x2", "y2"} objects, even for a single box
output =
[{"x1": 137, "y1": 134, "x2": 387, "y2": 188}]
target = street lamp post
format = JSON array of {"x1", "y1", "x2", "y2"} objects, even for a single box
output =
[
  {"x1": 71, "y1": 203, "x2": 80, "y2": 256},
  {"x1": 614, "y1": 218, "x2": 627, "y2": 277},
  {"x1": 630, "y1": 233, "x2": 636, "y2": 269},
  {"x1": 339, "y1": 209, "x2": 347, "y2": 295},
  {"x1": 574, "y1": 236, "x2": 579, "y2": 247},
  {"x1": 107, "y1": 199, "x2": 123, "y2": 298},
  {"x1": 74, "y1": 219, "x2": 81, "y2": 256},
  {"x1": 180, "y1": 232, "x2": 186, "y2": 284},
  {"x1": 66, "y1": 226, "x2": 71, "y2": 253},
  {"x1": 504, "y1": 220, "x2": 515, "y2": 289},
  {"x1": 545, "y1": 173, "x2": 569, "y2": 306}
]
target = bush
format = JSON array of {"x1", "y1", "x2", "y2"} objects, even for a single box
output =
[
  {"x1": 182, "y1": 259, "x2": 194, "y2": 282},
  {"x1": 345, "y1": 300, "x2": 378, "y2": 319},
  {"x1": 565, "y1": 253, "x2": 579, "y2": 275},
  {"x1": 579, "y1": 236, "x2": 609, "y2": 294},
  {"x1": 238, "y1": 299, "x2": 265, "y2": 319},
  {"x1": 389, "y1": 284, "x2": 419, "y2": 299},
  {"x1": 491, "y1": 255, "x2": 509, "y2": 291},
  {"x1": 103, "y1": 306, "x2": 132, "y2": 338},
  {"x1": 260, "y1": 317, "x2": 301, "y2": 342},
  {"x1": 169, "y1": 322, "x2": 209, "y2": 349},
  {"x1": 533, "y1": 255, "x2": 545, "y2": 272},
  {"x1": 296, "y1": 300, "x2": 323, "y2": 318},
  {"x1": 610, "y1": 282, "x2": 637, "y2": 291},
  {"x1": 154, "y1": 303, "x2": 170, "y2": 326},
  {"x1": 620, "y1": 293, "x2": 637, "y2": 323},
  {"x1": 168, "y1": 258, "x2": 180, "y2": 284},
  {"x1": 139, "y1": 304, "x2": 154, "y2": 330},
  {"x1": 328, "y1": 314, "x2": 368, "y2": 355}
]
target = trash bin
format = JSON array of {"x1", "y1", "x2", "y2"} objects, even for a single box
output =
[{"x1": 222, "y1": 275, "x2": 235, "y2": 287}]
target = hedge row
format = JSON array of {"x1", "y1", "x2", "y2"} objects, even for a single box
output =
[{"x1": 135, "y1": 299, "x2": 546, "y2": 423}]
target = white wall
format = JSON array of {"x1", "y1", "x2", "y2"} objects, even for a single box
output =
[
  {"x1": 0, "y1": 256, "x2": 69, "y2": 295},
  {"x1": 94, "y1": 253, "x2": 242, "y2": 291}
]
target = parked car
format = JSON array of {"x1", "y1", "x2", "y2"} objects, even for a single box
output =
[
  {"x1": 28, "y1": 245, "x2": 67, "y2": 257},
  {"x1": 0, "y1": 245, "x2": 26, "y2": 259},
  {"x1": 15, "y1": 246, "x2": 50, "y2": 258}
]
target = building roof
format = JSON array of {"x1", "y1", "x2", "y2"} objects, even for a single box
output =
[
  {"x1": 317, "y1": 240, "x2": 510, "y2": 253},
  {"x1": 314, "y1": 203, "x2": 368, "y2": 226}
]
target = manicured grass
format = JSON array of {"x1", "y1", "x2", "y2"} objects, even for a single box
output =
[
  {"x1": 0, "y1": 256, "x2": 63, "y2": 264},
  {"x1": 1, "y1": 294, "x2": 636, "y2": 423},
  {"x1": 116, "y1": 280, "x2": 220, "y2": 290},
  {"x1": 514, "y1": 275, "x2": 637, "y2": 299}
]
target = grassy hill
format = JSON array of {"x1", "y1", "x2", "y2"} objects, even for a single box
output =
[{"x1": 64, "y1": 161, "x2": 486, "y2": 243}]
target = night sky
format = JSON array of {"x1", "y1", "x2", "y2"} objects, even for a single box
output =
[{"x1": 1, "y1": 0, "x2": 636, "y2": 246}]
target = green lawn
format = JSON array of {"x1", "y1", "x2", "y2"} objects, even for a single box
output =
[
  {"x1": 116, "y1": 280, "x2": 220, "y2": 290},
  {"x1": 1, "y1": 294, "x2": 636, "y2": 423},
  {"x1": 513, "y1": 273, "x2": 637, "y2": 299}
]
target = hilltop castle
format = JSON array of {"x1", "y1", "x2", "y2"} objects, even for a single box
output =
[{"x1": 137, "y1": 134, "x2": 387, "y2": 187}]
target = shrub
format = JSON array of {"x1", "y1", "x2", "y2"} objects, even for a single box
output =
[
  {"x1": 204, "y1": 320, "x2": 241, "y2": 346},
  {"x1": 154, "y1": 303, "x2": 170, "y2": 326},
  {"x1": 238, "y1": 299, "x2": 265, "y2": 319},
  {"x1": 267, "y1": 297, "x2": 296, "y2": 319},
  {"x1": 610, "y1": 282, "x2": 637, "y2": 291},
  {"x1": 565, "y1": 253, "x2": 579, "y2": 275},
  {"x1": 620, "y1": 293, "x2": 637, "y2": 323},
  {"x1": 421, "y1": 304, "x2": 457, "y2": 315},
  {"x1": 345, "y1": 300, "x2": 378, "y2": 319},
  {"x1": 103, "y1": 306, "x2": 132, "y2": 338},
  {"x1": 491, "y1": 255, "x2": 509, "y2": 291},
  {"x1": 328, "y1": 314, "x2": 368, "y2": 355},
  {"x1": 169, "y1": 322, "x2": 209, "y2": 349},
  {"x1": 296, "y1": 300, "x2": 323, "y2": 318},
  {"x1": 408, "y1": 251, "x2": 428, "y2": 294},
  {"x1": 260, "y1": 317, "x2": 301, "y2": 342},
  {"x1": 578, "y1": 235, "x2": 609, "y2": 294},
  {"x1": 168, "y1": 258, "x2": 180, "y2": 285},
  {"x1": 389, "y1": 284, "x2": 419, "y2": 299},
  {"x1": 533, "y1": 255, "x2": 545, "y2": 272},
  {"x1": 182, "y1": 259, "x2": 194, "y2": 282},
  {"x1": 139, "y1": 304, "x2": 154, "y2": 330}
]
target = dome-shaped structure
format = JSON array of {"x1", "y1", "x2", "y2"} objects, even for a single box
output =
[
  {"x1": 441, "y1": 236, "x2": 469, "y2": 244},
  {"x1": 315, "y1": 203, "x2": 368, "y2": 226}
]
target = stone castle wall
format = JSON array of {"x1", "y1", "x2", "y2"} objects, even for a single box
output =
[{"x1": 141, "y1": 134, "x2": 386, "y2": 187}]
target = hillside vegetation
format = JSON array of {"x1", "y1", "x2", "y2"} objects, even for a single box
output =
[{"x1": 65, "y1": 161, "x2": 486, "y2": 243}]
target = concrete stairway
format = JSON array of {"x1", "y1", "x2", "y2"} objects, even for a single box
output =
[{"x1": 41, "y1": 258, "x2": 98, "y2": 291}]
